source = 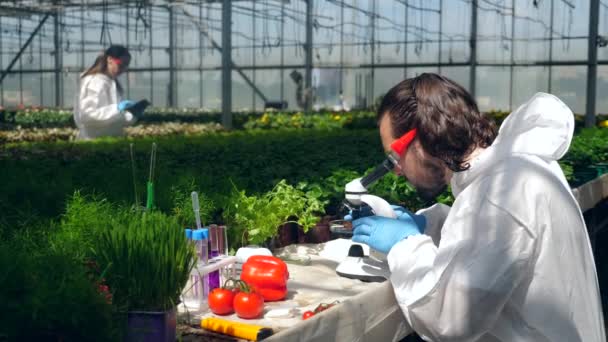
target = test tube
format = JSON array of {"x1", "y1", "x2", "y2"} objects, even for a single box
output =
[
  {"x1": 192, "y1": 229, "x2": 210, "y2": 301},
  {"x1": 200, "y1": 228, "x2": 210, "y2": 302},
  {"x1": 208, "y1": 224, "x2": 220, "y2": 291},
  {"x1": 219, "y1": 225, "x2": 228, "y2": 255},
  {"x1": 218, "y1": 225, "x2": 231, "y2": 283}
]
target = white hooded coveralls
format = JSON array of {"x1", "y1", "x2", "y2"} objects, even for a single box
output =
[
  {"x1": 74, "y1": 73, "x2": 135, "y2": 140},
  {"x1": 388, "y1": 93, "x2": 605, "y2": 342}
]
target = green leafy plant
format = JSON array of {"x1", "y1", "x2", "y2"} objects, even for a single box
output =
[
  {"x1": 242, "y1": 111, "x2": 364, "y2": 130},
  {"x1": 224, "y1": 180, "x2": 327, "y2": 247},
  {"x1": 92, "y1": 210, "x2": 197, "y2": 312},
  {"x1": 12, "y1": 108, "x2": 74, "y2": 128}
]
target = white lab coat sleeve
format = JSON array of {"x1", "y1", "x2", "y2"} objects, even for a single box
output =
[
  {"x1": 388, "y1": 197, "x2": 536, "y2": 342},
  {"x1": 416, "y1": 203, "x2": 451, "y2": 246},
  {"x1": 78, "y1": 77, "x2": 132, "y2": 125}
]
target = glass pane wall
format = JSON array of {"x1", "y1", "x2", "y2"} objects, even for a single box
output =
[{"x1": 0, "y1": 0, "x2": 604, "y2": 116}]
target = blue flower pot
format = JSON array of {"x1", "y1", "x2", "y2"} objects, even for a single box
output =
[{"x1": 126, "y1": 307, "x2": 176, "y2": 342}]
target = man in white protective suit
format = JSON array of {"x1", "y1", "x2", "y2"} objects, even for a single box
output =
[{"x1": 350, "y1": 73, "x2": 606, "y2": 342}]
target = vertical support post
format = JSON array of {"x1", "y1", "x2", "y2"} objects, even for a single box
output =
[
  {"x1": 149, "y1": 7, "x2": 154, "y2": 103},
  {"x1": 305, "y1": 0, "x2": 313, "y2": 113},
  {"x1": 280, "y1": 0, "x2": 285, "y2": 103},
  {"x1": 222, "y1": 0, "x2": 233, "y2": 129},
  {"x1": 469, "y1": 0, "x2": 477, "y2": 97},
  {"x1": 19, "y1": 17, "x2": 24, "y2": 105},
  {"x1": 548, "y1": 0, "x2": 554, "y2": 93},
  {"x1": 370, "y1": 0, "x2": 376, "y2": 104},
  {"x1": 54, "y1": 11, "x2": 63, "y2": 107},
  {"x1": 39, "y1": 22, "x2": 44, "y2": 106},
  {"x1": 0, "y1": 16, "x2": 3, "y2": 106},
  {"x1": 509, "y1": 0, "x2": 516, "y2": 110},
  {"x1": 168, "y1": 6, "x2": 177, "y2": 107},
  {"x1": 81, "y1": 8, "x2": 85, "y2": 71},
  {"x1": 339, "y1": 0, "x2": 344, "y2": 94},
  {"x1": 404, "y1": 1, "x2": 408, "y2": 78},
  {"x1": 438, "y1": 0, "x2": 443, "y2": 74},
  {"x1": 200, "y1": 2, "x2": 204, "y2": 108},
  {"x1": 586, "y1": 0, "x2": 600, "y2": 127},
  {"x1": 126, "y1": 6, "x2": 130, "y2": 98},
  {"x1": 252, "y1": 1, "x2": 257, "y2": 110}
]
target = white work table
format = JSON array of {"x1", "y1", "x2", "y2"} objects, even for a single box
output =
[{"x1": 180, "y1": 239, "x2": 412, "y2": 341}]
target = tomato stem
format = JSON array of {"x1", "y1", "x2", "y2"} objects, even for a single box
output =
[
  {"x1": 223, "y1": 277, "x2": 238, "y2": 289},
  {"x1": 235, "y1": 279, "x2": 253, "y2": 293}
]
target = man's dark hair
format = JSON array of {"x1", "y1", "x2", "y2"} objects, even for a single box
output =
[{"x1": 377, "y1": 73, "x2": 497, "y2": 172}]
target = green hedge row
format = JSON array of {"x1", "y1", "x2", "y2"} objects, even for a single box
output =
[
  {"x1": 0, "y1": 129, "x2": 385, "y2": 232},
  {"x1": 2, "y1": 126, "x2": 607, "y2": 233},
  {"x1": 1, "y1": 108, "x2": 375, "y2": 129},
  {"x1": 2, "y1": 107, "x2": 607, "y2": 130}
]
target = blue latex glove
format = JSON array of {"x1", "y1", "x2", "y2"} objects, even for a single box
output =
[
  {"x1": 391, "y1": 205, "x2": 427, "y2": 229},
  {"x1": 343, "y1": 205, "x2": 374, "y2": 221},
  {"x1": 117, "y1": 100, "x2": 136, "y2": 112},
  {"x1": 345, "y1": 205, "x2": 426, "y2": 229},
  {"x1": 352, "y1": 215, "x2": 425, "y2": 254}
]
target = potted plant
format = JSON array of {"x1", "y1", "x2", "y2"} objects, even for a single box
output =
[
  {"x1": 225, "y1": 180, "x2": 327, "y2": 249},
  {"x1": 91, "y1": 210, "x2": 197, "y2": 342}
]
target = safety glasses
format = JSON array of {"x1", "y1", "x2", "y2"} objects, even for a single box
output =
[
  {"x1": 388, "y1": 128, "x2": 417, "y2": 173},
  {"x1": 110, "y1": 57, "x2": 129, "y2": 69},
  {"x1": 390, "y1": 128, "x2": 417, "y2": 156}
]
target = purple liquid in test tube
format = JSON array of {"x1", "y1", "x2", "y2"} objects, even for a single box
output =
[{"x1": 208, "y1": 224, "x2": 220, "y2": 290}]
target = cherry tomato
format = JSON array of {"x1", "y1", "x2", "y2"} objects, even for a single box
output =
[
  {"x1": 302, "y1": 310, "x2": 315, "y2": 320},
  {"x1": 208, "y1": 288, "x2": 237, "y2": 315},
  {"x1": 233, "y1": 291, "x2": 264, "y2": 319}
]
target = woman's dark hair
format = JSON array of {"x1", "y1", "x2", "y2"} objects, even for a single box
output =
[
  {"x1": 377, "y1": 73, "x2": 497, "y2": 172},
  {"x1": 81, "y1": 45, "x2": 130, "y2": 93}
]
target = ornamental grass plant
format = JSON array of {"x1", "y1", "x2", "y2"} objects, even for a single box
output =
[{"x1": 92, "y1": 210, "x2": 197, "y2": 312}]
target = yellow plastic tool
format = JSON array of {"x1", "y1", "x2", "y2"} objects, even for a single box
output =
[{"x1": 201, "y1": 317, "x2": 274, "y2": 341}]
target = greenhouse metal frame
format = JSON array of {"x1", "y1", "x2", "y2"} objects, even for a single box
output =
[{"x1": 0, "y1": 0, "x2": 607, "y2": 128}]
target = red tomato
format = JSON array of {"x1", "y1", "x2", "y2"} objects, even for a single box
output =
[
  {"x1": 208, "y1": 288, "x2": 237, "y2": 315},
  {"x1": 233, "y1": 291, "x2": 264, "y2": 319},
  {"x1": 302, "y1": 310, "x2": 315, "y2": 320}
]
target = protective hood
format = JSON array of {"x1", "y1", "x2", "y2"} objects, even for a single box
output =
[
  {"x1": 492, "y1": 92, "x2": 574, "y2": 161},
  {"x1": 452, "y1": 92, "x2": 575, "y2": 196}
]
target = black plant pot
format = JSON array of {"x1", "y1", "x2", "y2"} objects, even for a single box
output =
[{"x1": 275, "y1": 221, "x2": 302, "y2": 248}]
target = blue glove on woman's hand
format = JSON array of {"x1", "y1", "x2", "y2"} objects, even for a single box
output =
[
  {"x1": 352, "y1": 215, "x2": 425, "y2": 254},
  {"x1": 117, "y1": 100, "x2": 136, "y2": 112}
]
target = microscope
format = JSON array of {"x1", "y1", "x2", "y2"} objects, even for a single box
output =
[{"x1": 335, "y1": 129, "x2": 417, "y2": 282}]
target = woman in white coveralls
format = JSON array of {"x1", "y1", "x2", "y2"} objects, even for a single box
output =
[{"x1": 74, "y1": 45, "x2": 143, "y2": 140}]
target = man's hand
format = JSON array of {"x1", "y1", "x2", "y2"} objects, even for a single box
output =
[
  {"x1": 345, "y1": 204, "x2": 427, "y2": 230},
  {"x1": 391, "y1": 205, "x2": 427, "y2": 230},
  {"x1": 352, "y1": 215, "x2": 425, "y2": 254}
]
